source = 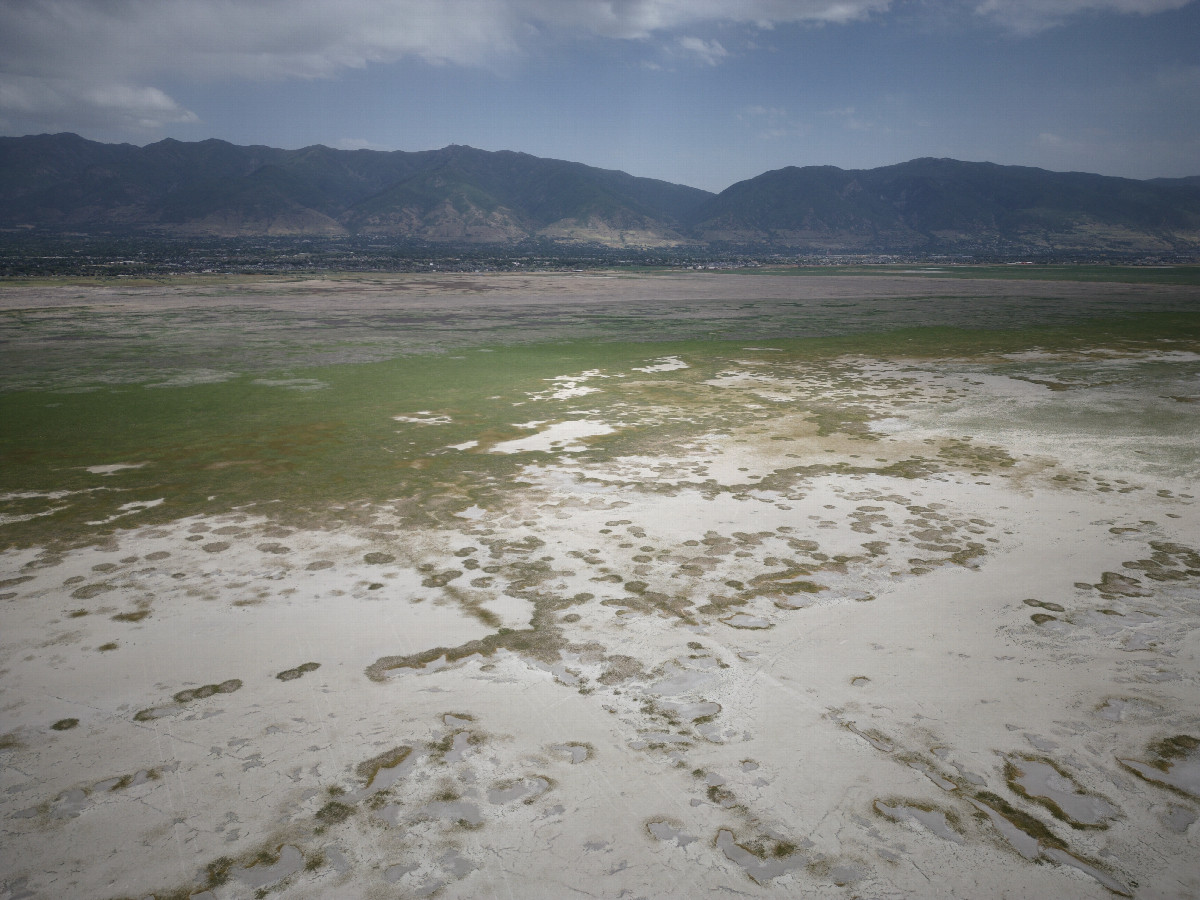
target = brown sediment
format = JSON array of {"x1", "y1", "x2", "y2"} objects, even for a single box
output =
[{"x1": 355, "y1": 746, "x2": 413, "y2": 788}]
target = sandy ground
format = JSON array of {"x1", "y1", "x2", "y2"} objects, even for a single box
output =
[{"x1": 2, "y1": 275, "x2": 1200, "y2": 899}]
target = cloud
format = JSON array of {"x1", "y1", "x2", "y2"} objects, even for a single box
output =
[
  {"x1": 0, "y1": 1, "x2": 891, "y2": 85},
  {"x1": 972, "y1": 0, "x2": 1193, "y2": 33},
  {"x1": 821, "y1": 105, "x2": 878, "y2": 131},
  {"x1": 741, "y1": 104, "x2": 806, "y2": 139},
  {"x1": 0, "y1": 0, "x2": 897, "y2": 138},
  {"x1": 677, "y1": 36, "x2": 729, "y2": 66},
  {"x1": 0, "y1": 75, "x2": 197, "y2": 133},
  {"x1": 0, "y1": 0, "x2": 1192, "y2": 138},
  {"x1": 518, "y1": 0, "x2": 891, "y2": 39}
]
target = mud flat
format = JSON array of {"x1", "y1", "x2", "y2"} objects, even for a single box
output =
[{"x1": 2, "y1": 271, "x2": 1199, "y2": 898}]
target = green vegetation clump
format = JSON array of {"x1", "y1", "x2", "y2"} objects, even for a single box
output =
[
  {"x1": 971, "y1": 790, "x2": 1065, "y2": 850},
  {"x1": 315, "y1": 801, "x2": 354, "y2": 824},
  {"x1": 1004, "y1": 756, "x2": 1112, "y2": 829},
  {"x1": 355, "y1": 746, "x2": 412, "y2": 788},
  {"x1": 1146, "y1": 735, "x2": 1200, "y2": 772},
  {"x1": 276, "y1": 662, "x2": 320, "y2": 681},
  {"x1": 1024, "y1": 598, "x2": 1065, "y2": 612},
  {"x1": 174, "y1": 679, "x2": 242, "y2": 703},
  {"x1": 112, "y1": 610, "x2": 150, "y2": 622}
]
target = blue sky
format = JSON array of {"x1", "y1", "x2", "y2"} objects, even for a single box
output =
[{"x1": 1, "y1": 0, "x2": 1197, "y2": 192}]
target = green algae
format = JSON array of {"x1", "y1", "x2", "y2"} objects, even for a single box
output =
[
  {"x1": 133, "y1": 678, "x2": 242, "y2": 721},
  {"x1": 1024, "y1": 599, "x2": 1066, "y2": 612},
  {"x1": 314, "y1": 801, "x2": 354, "y2": 824},
  {"x1": 355, "y1": 745, "x2": 413, "y2": 788},
  {"x1": 1145, "y1": 735, "x2": 1200, "y2": 772},
  {"x1": 970, "y1": 790, "x2": 1067, "y2": 851},
  {"x1": 111, "y1": 609, "x2": 150, "y2": 622},
  {"x1": 5, "y1": 297, "x2": 1198, "y2": 553},
  {"x1": 174, "y1": 679, "x2": 241, "y2": 703},
  {"x1": 365, "y1": 623, "x2": 561, "y2": 680},
  {"x1": 276, "y1": 661, "x2": 320, "y2": 681},
  {"x1": 1004, "y1": 755, "x2": 1117, "y2": 829}
]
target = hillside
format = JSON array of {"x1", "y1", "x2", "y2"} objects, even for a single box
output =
[
  {"x1": 691, "y1": 159, "x2": 1200, "y2": 253},
  {"x1": 1, "y1": 134, "x2": 1198, "y2": 253},
  {"x1": 0, "y1": 134, "x2": 711, "y2": 247}
]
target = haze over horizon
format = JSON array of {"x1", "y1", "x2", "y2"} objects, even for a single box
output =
[{"x1": 1, "y1": 0, "x2": 1198, "y2": 193}]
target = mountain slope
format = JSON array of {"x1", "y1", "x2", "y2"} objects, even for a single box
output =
[
  {"x1": 690, "y1": 159, "x2": 1200, "y2": 252},
  {"x1": 0, "y1": 134, "x2": 711, "y2": 244},
  {"x1": 1, "y1": 134, "x2": 1198, "y2": 252}
]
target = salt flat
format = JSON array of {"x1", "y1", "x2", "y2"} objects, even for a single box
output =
[{"x1": 1, "y1": 272, "x2": 1199, "y2": 898}]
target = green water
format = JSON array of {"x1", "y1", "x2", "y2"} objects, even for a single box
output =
[{"x1": 3, "y1": 275, "x2": 1199, "y2": 549}]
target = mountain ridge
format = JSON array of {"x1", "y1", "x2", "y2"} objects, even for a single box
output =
[{"x1": 2, "y1": 133, "x2": 1198, "y2": 253}]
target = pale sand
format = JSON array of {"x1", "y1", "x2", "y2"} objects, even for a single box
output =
[{"x1": 2, "y1": 291, "x2": 1199, "y2": 898}]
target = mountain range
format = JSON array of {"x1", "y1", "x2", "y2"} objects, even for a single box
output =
[{"x1": 2, "y1": 133, "x2": 1199, "y2": 254}]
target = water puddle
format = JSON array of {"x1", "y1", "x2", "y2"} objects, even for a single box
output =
[
  {"x1": 715, "y1": 830, "x2": 806, "y2": 884},
  {"x1": 233, "y1": 845, "x2": 304, "y2": 889},
  {"x1": 1007, "y1": 757, "x2": 1117, "y2": 826},
  {"x1": 874, "y1": 801, "x2": 963, "y2": 843},
  {"x1": 424, "y1": 800, "x2": 483, "y2": 825},
  {"x1": 487, "y1": 776, "x2": 550, "y2": 805},
  {"x1": 647, "y1": 820, "x2": 696, "y2": 846}
]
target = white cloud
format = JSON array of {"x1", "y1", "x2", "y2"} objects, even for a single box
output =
[
  {"x1": 519, "y1": 0, "x2": 890, "y2": 39},
  {"x1": 0, "y1": 0, "x2": 1193, "y2": 138},
  {"x1": 744, "y1": 105, "x2": 789, "y2": 117},
  {"x1": 0, "y1": 0, "x2": 894, "y2": 137},
  {"x1": 0, "y1": 75, "x2": 197, "y2": 133},
  {"x1": 973, "y1": 0, "x2": 1192, "y2": 33},
  {"x1": 677, "y1": 36, "x2": 729, "y2": 65},
  {"x1": 821, "y1": 105, "x2": 878, "y2": 131},
  {"x1": 741, "y1": 104, "x2": 806, "y2": 139},
  {"x1": 0, "y1": 1, "x2": 891, "y2": 85}
]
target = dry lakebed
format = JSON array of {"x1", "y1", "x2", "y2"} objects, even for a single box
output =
[{"x1": 1, "y1": 269, "x2": 1199, "y2": 898}]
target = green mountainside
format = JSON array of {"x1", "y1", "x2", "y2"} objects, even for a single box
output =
[{"x1": 1, "y1": 134, "x2": 1198, "y2": 253}]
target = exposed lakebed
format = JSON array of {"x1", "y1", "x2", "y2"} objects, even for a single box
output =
[{"x1": 2, "y1": 271, "x2": 1199, "y2": 898}]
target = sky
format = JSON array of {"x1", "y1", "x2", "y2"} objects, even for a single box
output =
[{"x1": 1, "y1": 0, "x2": 1198, "y2": 192}]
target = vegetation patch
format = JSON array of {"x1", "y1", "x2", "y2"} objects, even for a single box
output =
[
  {"x1": 71, "y1": 583, "x2": 114, "y2": 600},
  {"x1": 112, "y1": 609, "x2": 151, "y2": 622},
  {"x1": 1023, "y1": 598, "x2": 1065, "y2": 612},
  {"x1": 355, "y1": 745, "x2": 413, "y2": 789},
  {"x1": 276, "y1": 662, "x2": 320, "y2": 681},
  {"x1": 1148, "y1": 734, "x2": 1200, "y2": 769},
  {"x1": 315, "y1": 800, "x2": 354, "y2": 825},
  {"x1": 970, "y1": 790, "x2": 1066, "y2": 850},
  {"x1": 174, "y1": 679, "x2": 242, "y2": 703},
  {"x1": 1004, "y1": 756, "x2": 1117, "y2": 829}
]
